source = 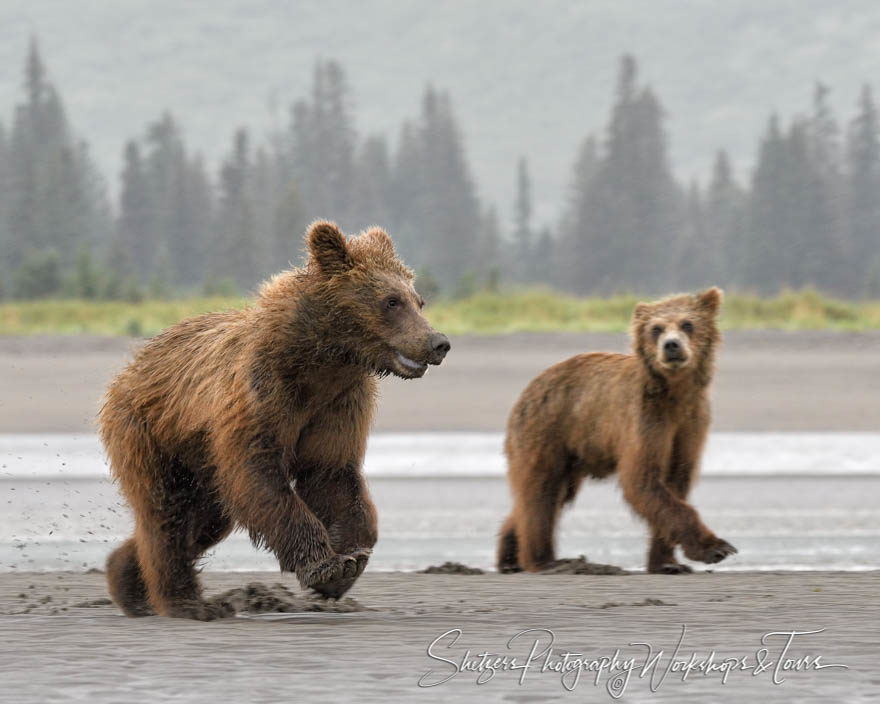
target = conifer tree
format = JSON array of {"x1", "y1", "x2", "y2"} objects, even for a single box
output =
[
  {"x1": 216, "y1": 128, "x2": 258, "y2": 290},
  {"x1": 513, "y1": 156, "x2": 534, "y2": 281},
  {"x1": 5, "y1": 38, "x2": 110, "y2": 294},
  {"x1": 290, "y1": 60, "x2": 356, "y2": 229},
  {"x1": 394, "y1": 86, "x2": 481, "y2": 287},
  {"x1": 846, "y1": 85, "x2": 880, "y2": 295},
  {"x1": 705, "y1": 150, "x2": 747, "y2": 288},
  {"x1": 560, "y1": 56, "x2": 680, "y2": 294},
  {"x1": 117, "y1": 140, "x2": 153, "y2": 281},
  {"x1": 476, "y1": 205, "x2": 502, "y2": 286}
]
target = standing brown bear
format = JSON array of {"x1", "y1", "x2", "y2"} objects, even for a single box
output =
[
  {"x1": 497, "y1": 288, "x2": 736, "y2": 575},
  {"x1": 101, "y1": 221, "x2": 450, "y2": 619}
]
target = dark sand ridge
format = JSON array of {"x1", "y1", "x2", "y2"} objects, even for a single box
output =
[{"x1": 1, "y1": 330, "x2": 879, "y2": 433}]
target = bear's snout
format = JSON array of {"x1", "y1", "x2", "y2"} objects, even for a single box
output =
[
  {"x1": 663, "y1": 338, "x2": 683, "y2": 358},
  {"x1": 658, "y1": 331, "x2": 689, "y2": 366},
  {"x1": 428, "y1": 332, "x2": 451, "y2": 364}
]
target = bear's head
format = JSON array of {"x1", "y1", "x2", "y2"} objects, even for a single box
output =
[
  {"x1": 300, "y1": 220, "x2": 450, "y2": 379},
  {"x1": 631, "y1": 287, "x2": 722, "y2": 387}
]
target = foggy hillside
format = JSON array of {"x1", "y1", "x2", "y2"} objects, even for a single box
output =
[{"x1": 4, "y1": 0, "x2": 880, "y2": 225}]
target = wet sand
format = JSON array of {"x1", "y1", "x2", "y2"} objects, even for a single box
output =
[
  {"x1": 0, "y1": 570, "x2": 873, "y2": 702},
  {"x1": 1, "y1": 330, "x2": 879, "y2": 433}
]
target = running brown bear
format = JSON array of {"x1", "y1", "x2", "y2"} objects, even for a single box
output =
[
  {"x1": 101, "y1": 221, "x2": 450, "y2": 619},
  {"x1": 497, "y1": 288, "x2": 736, "y2": 574}
]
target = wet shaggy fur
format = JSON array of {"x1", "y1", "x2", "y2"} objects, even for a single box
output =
[
  {"x1": 101, "y1": 221, "x2": 449, "y2": 620},
  {"x1": 497, "y1": 287, "x2": 737, "y2": 575}
]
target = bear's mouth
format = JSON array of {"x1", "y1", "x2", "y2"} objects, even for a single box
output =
[
  {"x1": 392, "y1": 351, "x2": 428, "y2": 378},
  {"x1": 659, "y1": 356, "x2": 689, "y2": 371}
]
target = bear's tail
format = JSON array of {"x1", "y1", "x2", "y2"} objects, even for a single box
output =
[{"x1": 497, "y1": 515, "x2": 522, "y2": 573}]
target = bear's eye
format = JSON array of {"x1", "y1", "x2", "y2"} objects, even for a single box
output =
[
  {"x1": 681, "y1": 320, "x2": 694, "y2": 335},
  {"x1": 650, "y1": 325, "x2": 664, "y2": 340},
  {"x1": 385, "y1": 297, "x2": 401, "y2": 311}
]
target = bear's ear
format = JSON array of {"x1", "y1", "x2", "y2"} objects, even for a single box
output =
[
  {"x1": 364, "y1": 226, "x2": 396, "y2": 257},
  {"x1": 307, "y1": 221, "x2": 354, "y2": 276},
  {"x1": 633, "y1": 302, "x2": 653, "y2": 320},
  {"x1": 696, "y1": 286, "x2": 723, "y2": 315}
]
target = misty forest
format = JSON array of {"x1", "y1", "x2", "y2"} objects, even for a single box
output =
[{"x1": 1, "y1": 41, "x2": 879, "y2": 302}]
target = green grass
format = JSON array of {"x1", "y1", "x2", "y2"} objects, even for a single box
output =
[
  {"x1": 428, "y1": 288, "x2": 880, "y2": 334},
  {"x1": 0, "y1": 297, "x2": 246, "y2": 337},
  {"x1": 1, "y1": 289, "x2": 878, "y2": 337}
]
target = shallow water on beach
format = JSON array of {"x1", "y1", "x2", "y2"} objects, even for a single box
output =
[{"x1": 1, "y1": 432, "x2": 879, "y2": 572}]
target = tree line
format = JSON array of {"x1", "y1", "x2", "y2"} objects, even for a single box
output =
[{"x1": 1, "y1": 42, "x2": 878, "y2": 301}]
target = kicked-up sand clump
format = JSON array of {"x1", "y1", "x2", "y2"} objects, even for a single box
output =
[
  {"x1": 538, "y1": 556, "x2": 630, "y2": 575},
  {"x1": 208, "y1": 582, "x2": 366, "y2": 615},
  {"x1": 418, "y1": 562, "x2": 485, "y2": 575}
]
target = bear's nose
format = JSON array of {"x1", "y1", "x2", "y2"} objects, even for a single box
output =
[
  {"x1": 429, "y1": 333, "x2": 451, "y2": 360},
  {"x1": 664, "y1": 339, "x2": 680, "y2": 353}
]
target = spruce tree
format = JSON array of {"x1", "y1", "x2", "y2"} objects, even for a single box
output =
[
  {"x1": 117, "y1": 141, "x2": 153, "y2": 281},
  {"x1": 706, "y1": 150, "x2": 747, "y2": 288},
  {"x1": 216, "y1": 128, "x2": 258, "y2": 290},
  {"x1": 273, "y1": 181, "x2": 307, "y2": 268},
  {"x1": 513, "y1": 157, "x2": 533, "y2": 282},
  {"x1": 353, "y1": 135, "x2": 392, "y2": 230},
  {"x1": 806, "y1": 83, "x2": 845, "y2": 293},
  {"x1": 679, "y1": 180, "x2": 709, "y2": 289},
  {"x1": 0, "y1": 123, "x2": 9, "y2": 290},
  {"x1": 476, "y1": 205, "x2": 502, "y2": 287},
  {"x1": 6, "y1": 38, "x2": 110, "y2": 293},
  {"x1": 560, "y1": 56, "x2": 680, "y2": 294},
  {"x1": 846, "y1": 85, "x2": 880, "y2": 296},
  {"x1": 403, "y1": 86, "x2": 481, "y2": 288},
  {"x1": 746, "y1": 115, "x2": 787, "y2": 293},
  {"x1": 387, "y1": 120, "x2": 425, "y2": 263},
  {"x1": 557, "y1": 136, "x2": 599, "y2": 290},
  {"x1": 532, "y1": 225, "x2": 554, "y2": 286},
  {"x1": 290, "y1": 60, "x2": 356, "y2": 229}
]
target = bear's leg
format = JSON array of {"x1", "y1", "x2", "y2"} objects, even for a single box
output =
[
  {"x1": 106, "y1": 537, "x2": 153, "y2": 616},
  {"x1": 134, "y1": 478, "x2": 235, "y2": 621},
  {"x1": 647, "y1": 439, "x2": 696, "y2": 574},
  {"x1": 211, "y1": 443, "x2": 358, "y2": 597},
  {"x1": 674, "y1": 431, "x2": 737, "y2": 567},
  {"x1": 516, "y1": 470, "x2": 567, "y2": 572},
  {"x1": 646, "y1": 529, "x2": 693, "y2": 574},
  {"x1": 189, "y1": 494, "x2": 234, "y2": 556},
  {"x1": 296, "y1": 467, "x2": 377, "y2": 598},
  {"x1": 135, "y1": 516, "x2": 233, "y2": 621},
  {"x1": 620, "y1": 445, "x2": 736, "y2": 569},
  {"x1": 669, "y1": 435, "x2": 737, "y2": 567},
  {"x1": 496, "y1": 514, "x2": 521, "y2": 573}
]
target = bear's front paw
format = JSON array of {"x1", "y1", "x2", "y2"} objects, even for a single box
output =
[
  {"x1": 298, "y1": 553, "x2": 361, "y2": 599},
  {"x1": 349, "y1": 547, "x2": 372, "y2": 579},
  {"x1": 683, "y1": 536, "x2": 737, "y2": 564}
]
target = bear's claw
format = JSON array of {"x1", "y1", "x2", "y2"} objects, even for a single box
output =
[
  {"x1": 299, "y1": 549, "x2": 371, "y2": 599},
  {"x1": 683, "y1": 537, "x2": 737, "y2": 565},
  {"x1": 350, "y1": 547, "x2": 372, "y2": 578}
]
